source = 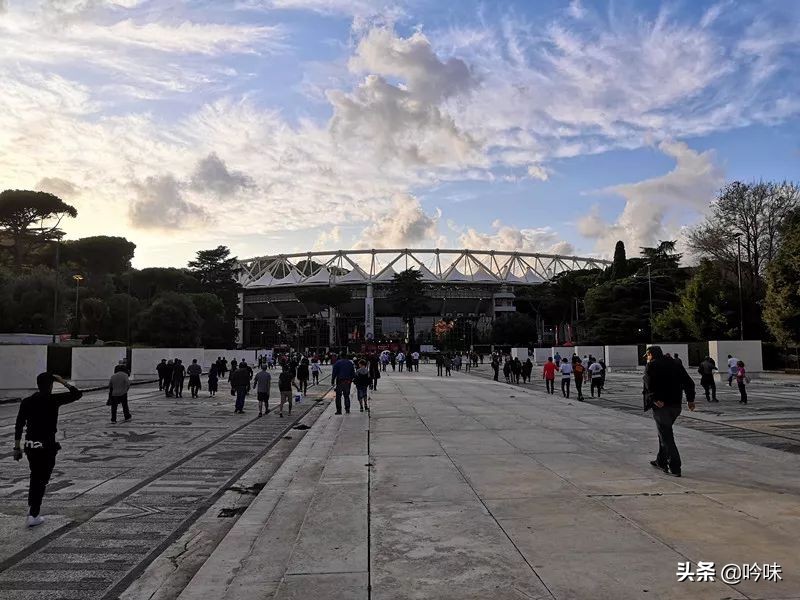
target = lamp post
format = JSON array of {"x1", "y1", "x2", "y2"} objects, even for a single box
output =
[
  {"x1": 72, "y1": 274, "x2": 84, "y2": 338},
  {"x1": 52, "y1": 237, "x2": 61, "y2": 343},
  {"x1": 647, "y1": 263, "x2": 653, "y2": 343},
  {"x1": 734, "y1": 233, "x2": 744, "y2": 340}
]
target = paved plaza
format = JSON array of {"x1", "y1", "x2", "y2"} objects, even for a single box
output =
[{"x1": 3, "y1": 365, "x2": 800, "y2": 599}]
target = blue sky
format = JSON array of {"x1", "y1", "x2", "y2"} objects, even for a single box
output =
[{"x1": 1, "y1": 0, "x2": 798, "y2": 267}]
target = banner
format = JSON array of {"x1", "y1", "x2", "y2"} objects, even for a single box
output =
[{"x1": 364, "y1": 296, "x2": 375, "y2": 341}]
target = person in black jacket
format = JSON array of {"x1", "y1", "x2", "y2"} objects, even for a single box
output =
[
  {"x1": 13, "y1": 373, "x2": 82, "y2": 527},
  {"x1": 156, "y1": 359, "x2": 167, "y2": 390},
  {"x1": 643, "y1": 346, "x2": 696, "y2": 477}
]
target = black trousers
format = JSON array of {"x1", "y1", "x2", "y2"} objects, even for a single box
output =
[
  {"x1": 299, "y1": 378, "x2": 308, "y2": 395},
  {"x1": 493, "y1": 369, "x2": 499, "y2": 381},
  {"x1": 574, "y1": 377, "x2": 584, "y2": 400},
  {"x1": 738, "y1": 381, "x2": 748, "y2": 403},
  {"x1": 25, "y1": 447, "x2": 57, "y2": 517},
  {"x1": 335, "y1": 382, "x2": 351, "y2": 413},
  {"x1": 110, "y1": 395, "x2": 131, "y2": 421},
  {"x1": 561, "y1": 378, "x2": 570, "y2": 397},
  {"x1": 173, "y1": 377, "x2": 184, "y2": 397},
  {"x1": 437, "y1": 364, "x2": 443, "y2": 376},
  {"x1": 158, "y1": 375, "x2": 165, "y2": 390},
  {"x1": 545, "y1": 379, "x2": 554, "y2": 394},
  {"x1": 591, "y1": 379, "x2": 602, "y2": 397},
  {"x1": 701, "y1": 376, "x2": 717, "y2": 401},
  {"x1": 653, "y1": 404, "x2": 682, "y2": 472}
]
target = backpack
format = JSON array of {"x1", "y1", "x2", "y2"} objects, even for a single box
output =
[{"x1": 574, "y1": 363, "x2": 585, "y2": 376}]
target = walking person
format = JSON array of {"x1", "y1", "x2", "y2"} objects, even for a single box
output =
[
  {"x1": 444, "y1": 354, "x2": 452, "y2": 376},
  {"x1": 296, "y1": 357, "x2": 310, "y2": 395},
  {"x1": 559, "y1": 357, "x2": 572, "y2": 397},
  {"x1": 491, "y1": 356, "x2": 499, "y2": 381},
  {"x1": 354, "y1": 359, "x2": 371, "y2": 412},
  {"x1": 172, "y1": 359, "x2": 186, "y2": 398},
  {"x1": 187, "y1": 359, "x2": 202, "y2": 399},
  {"x1": 727, "y1": 354, "x2": 738, "y2": 386},
  {"x1": 522, "y1": 358, "x2": 533, "y2": 383},
  {"x1": 697, "y1": 357, "x2": 718, "y2": 402},
  {"x1": 277, "y1": 365, "x2": 299, "y2": 418},
  {"x1": 643, "y1": 346, "x2": 695, "y2": 477},
  {"x1": 310, "y1": 359, "x2": 321, "y2": 385},
  {"x1": 589, "y1": 360, "x2": 604, "y2": 397},
  {"x1": 412, "y1": 350, "x2": 420, "y2": 372},
  {"x1": 368, "y1": 354, "x2": 381, "y2": 391},
  {"x1": 208, "y1": 363, "x2": 219, "y2": 397},
  {"x1": 108, "y1": 366, "x2": 132, "y2": 423},
  {"x1": 736, "y1": 360, "x2": 749, "y2": 404},
  {"x1": 573, "y1": 357, "x2": 585, "y2": 401},
  {"x1": 503, "y1": 359, "x2": 511, "y2": 383},
  {"x1": 436, "y1": 353, "x2": 444, "y2": 376},
  {"x1": 156, "y1": 359, "x2": 168, "y2": 391},
  {"x1": 13, "y1": 373, "x2": 82, "y2": 527},
  {"x1": 230, "y1": 362, "x2": 251, "y2": 414},
  {"x1": 397, "y1": 351, "x2": 405, "y2": 372},
  {"x1": 331, "y1": 353, "x2": 356, "y2": 415},
  {"x1": 163, "y1": 359, "x2": 175, "y2": 397},
  {"x1": 253, "y1": 364, "x2": 272, "y2": 416},
  {"x1": 542, "y1": 357, "x2": 556, "y2": 394}
]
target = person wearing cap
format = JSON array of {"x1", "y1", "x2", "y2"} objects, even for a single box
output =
[
  {"x1": 643, "y1": 345, "x2": 696, "y2": 477},
  {"x1": 13, "y1": 373, "x2": 82, "y2": 527}
]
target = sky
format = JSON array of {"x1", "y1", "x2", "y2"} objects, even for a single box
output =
[{"x1": 2, "y1": 0, "x2": 799, "y2": 268}]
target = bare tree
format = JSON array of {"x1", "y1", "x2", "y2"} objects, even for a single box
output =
[{"x1": 687, "y1": 181, "x2": 800, "y2": 297}]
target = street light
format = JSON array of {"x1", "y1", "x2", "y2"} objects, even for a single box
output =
[
  {"x1": 733, "y1": 233, "x2": 744, "y2": 340},
  {"x1": 647, "y1": 263, "x2": 653, "y2": 343},
  {"x1": 72, "y1": 274, "x2": 84, "y2": 338}
]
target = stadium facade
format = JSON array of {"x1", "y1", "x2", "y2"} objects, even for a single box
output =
[{"x1": 236, "y1": 249, "x2": 610, "y2": 351}]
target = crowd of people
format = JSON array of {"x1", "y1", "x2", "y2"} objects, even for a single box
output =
[{"x1": 11, "y1": 342, "x2": 754, "y2": 530}]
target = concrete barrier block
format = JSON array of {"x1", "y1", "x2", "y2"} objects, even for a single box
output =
[
  {"x1": 709, "y1": 340, "x2": 763, "y2": 373},
  {"x1": 131, "y1": 348, "x2": 204, "y2": 378},
  {"x1": 71, "y1": 347, "x2": 126, "y2": 381},
  {"x1": 576, "y1": 345, "x2": 605, "y2": 361},
  {"x1": 604, "y1": 345, "x2": 639, "y2": 368},
  {"x1": 533, "y1": 348, "x2": 551, "y2": 364},
  {"x1": 0, "y1": 345, "x2": 48, "y2": 390},
  {"x1": 551, "y1": 347, "x2": 573, "y2": 360},
  {"x1": 651, "y1": 343, "x2": 689, "y2": 363},
  {"x1": 511, "y1": 348, "x2": 529, "y2": 362}
]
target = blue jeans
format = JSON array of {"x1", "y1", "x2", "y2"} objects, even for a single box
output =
[
  {"x1": 235, "y1": 387, "x2": 247, "y2": 411},
  {"x1": 335, "y1": 382, "x2": 351, "y2": 413}
]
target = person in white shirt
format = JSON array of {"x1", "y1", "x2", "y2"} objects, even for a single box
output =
[
  {"x1": 588, "y1": 361, "x2": 604, "y2": 397},
  {"x1": 411, "y1": 351, "x2": 420, "y2": 372},
  {"x1": 397, "y1": 352, "x2": 406, "y2": 372},
  {"x1": 559, "y1": 358, "x2": 573, "y2": 398},
  {"x1": 727, "y1": 355, "x2": 739, "y2": 386}
]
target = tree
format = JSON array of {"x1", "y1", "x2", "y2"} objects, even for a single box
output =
[
  {"x1": 102, "y1": 293, "x2": 142, "y2": 343},
  {"x1": 387, "y1": 269, "x2": 428, "y2": 351},
  {"x1": 188, "y1": 292, "x2": 237, "y2": 347},
  {"x1": 80, "y1": 298, "x2": 109, "y2": 337},
  {"x1": 688, "y1": 181, "x2": 799, "y2": 298},
  {"x1": 188, "y1": 246, "x2": 240, "y2": 322},
  {"x1": 611, "y1": 240, "x2": 627, "y2": 279},
  {"x1": 652, "y1": 260, "x2": 738, "y2": 341},
  {"x1": 60, "y1": 236, "x2": 136, "y2": 276},
  {"x1": 0, "y1": 190, "x2": 77, "y2": 271},
  {"x1": 135, "y1": 292, "x2": 201, "y2": 347},
  {"x1": 128, "y1": 268, "x2": 201, "y2": 303},
  {"x1": 491, "y1": 313, "x2": 537, "y2": 346},
  {"x1": 0, "y1": 266, "x2": 68, "y2": 334},
  {"x1": 764, "y1": 209, "x2": 800, "y2": 347}
]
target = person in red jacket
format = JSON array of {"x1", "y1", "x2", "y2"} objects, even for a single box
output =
[{"x1": 542, "y1": 357, "x2": 557, "y2": 394}]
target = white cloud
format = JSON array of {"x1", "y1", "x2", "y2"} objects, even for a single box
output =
[
  {"x1": 567, "y1": 0, "x2": 586, "y2": 19},
  {"x1": 354, "y1": 195, "x2": 440, "y2": 249},
  {"x1": 526, "y1": 164, "x2": 550, "y2": 181},
  {"x1": 313, "y1": 225, "x2": 342, "y2": 250},
  {"x1": 578, "y1": 140, "x2": 725, "y2": 255},
  {"x1": 190, "y1": 153, "x2": 254, "y2": 196},
  {"x1": 458, "y1": 221, "x2": 574, "y2": 255},
  {"x1": 129, "y1": 174, "x2": 210, "y2": 230}
]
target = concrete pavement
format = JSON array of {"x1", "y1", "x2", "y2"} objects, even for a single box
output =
[{"x1": 159, "y1": 365, "x2": 800, "y2": 599}]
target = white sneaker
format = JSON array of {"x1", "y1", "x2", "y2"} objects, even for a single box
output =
[{"x1": 26, "y1": 515, "x2": 45, "y2": 528}]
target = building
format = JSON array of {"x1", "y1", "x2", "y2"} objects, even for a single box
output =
[{"x1": 236, "y1": 249, "x2": 609, "y2": 351}]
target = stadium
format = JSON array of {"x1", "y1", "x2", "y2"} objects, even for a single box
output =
[{"x1": 236, "y1": 249, "x2": 610, "y2": 351}]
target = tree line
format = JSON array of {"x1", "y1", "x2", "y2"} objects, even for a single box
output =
[{"x1": 0, "y1": 189, "x2": 240, "y2": 347}]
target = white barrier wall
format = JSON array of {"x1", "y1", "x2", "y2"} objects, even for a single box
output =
[
  {"x1": 709, "y1": 340, "x2": 763, "y2": 373},
  {"x1": 576, "y1": 345, "x2": 605, "y2": 360},
  {"x1": 604, "y1": 345, "x2": 639, "y2": 368},
  {"x1": 511, "y1": 348, "x2": 529, "y2": 362},
  {"x1": 552, "y1": 347, "x2": 573, "y2": 360},
  {"x1": 71, "y1": 347, "x2": 126, "y2": 381},
  {"x1": 203, "y1": 349, "x2": 235, "y2": 370},
  {"x1": 131, "y1": 348, "x2": 203, "y2": 378},
  {"x1": 652, "y1": 343, "x2": 689, "y2": 362},
  {"x1": 533, "y1": 348, "x2": 552, "y2": 364},
  {"x1": 0, "y1": 345, "x2": 48, "y2": 390}
]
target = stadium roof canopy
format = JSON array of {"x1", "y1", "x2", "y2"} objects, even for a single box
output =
[{"x1": 238, "y1": 249, "x2": 610, "y2": 289}]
